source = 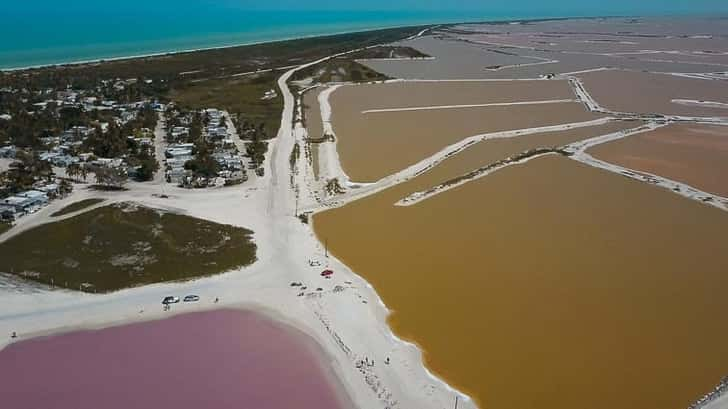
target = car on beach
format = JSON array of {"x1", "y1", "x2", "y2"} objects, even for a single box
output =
[
  {"x1": 162, "y1": 296, "x2": 180, "y2": 305},
  {"x1": 183, "y1": 295, "x2": 200, "y2": 303}
]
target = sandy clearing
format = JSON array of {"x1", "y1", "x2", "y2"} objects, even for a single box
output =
[
  {"x1": 152, "y1": 113, "x2": 168, "y2": 185},
  {"x1": 672, "y1": 99, "x2": 728, "y2": 110},
  {"x1": 0, "y1": 158, "x2": 13, "y2": 172}
]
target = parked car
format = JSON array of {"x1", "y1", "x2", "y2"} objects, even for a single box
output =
[
  {"x1": 162, "y1": 296, "x2": 180, "y2": 305},
  {"x1": 183, "y1": 295, "x2": 200, "y2": 303}
]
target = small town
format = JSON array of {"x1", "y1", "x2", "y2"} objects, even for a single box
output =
[{"x1": 0, "y1": 78, "x2": 267, "y2": 225}]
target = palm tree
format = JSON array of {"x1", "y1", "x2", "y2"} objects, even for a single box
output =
[
  {"x1": 58, "y1": 179, "x2": 73, "y2": 197},
  {"x1": 66, "y1": 163, "x2": 80, "y2": 182},
  {"x1": 79, "y1": 164, "x2": 89, "y2": 182}
]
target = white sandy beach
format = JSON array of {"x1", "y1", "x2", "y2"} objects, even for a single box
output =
[{"x1": 0, "y1": 158, "x2": 13, "y2": 173}]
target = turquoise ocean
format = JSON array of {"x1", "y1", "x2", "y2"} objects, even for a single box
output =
[{"x1": 0, "y1": 9, "x2": 562, "y2": 70}]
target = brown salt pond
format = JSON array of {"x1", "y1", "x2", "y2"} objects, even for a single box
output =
[
  {"x1": 314, "y1": 152, "x2": 728, "y2": 409},
  {"x1": 589, "y1": 123, "x2": 728, "y2": 196},
  {"x1": 0, "y1": 309, "x2": 352, "y2": 409},
  {"x1": 303, "y1": 87, "x2": 325, "y2": 140},
  {"x1": 359, "y1": 36, "x2": 538, "y2": 80},
  {"x1": 330, "y1": 82, "x2": 602, "y2": 182},
  {"x1": 366, "y1": 19, "x2": 727, "y2": 81},
  {"x1": 334, "y1": 79, "x2": 575, "y2": 109},
  {"x1": 578, "y1": 69, "x2": 728, "y2": 117},
  {"x1": 303, "y1": 87, "x2": 325, "y2": 180}
]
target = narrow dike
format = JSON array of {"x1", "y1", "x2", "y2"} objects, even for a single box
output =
[{"x1": 396, "y1": 147, "x2": 570, "y2": 206}]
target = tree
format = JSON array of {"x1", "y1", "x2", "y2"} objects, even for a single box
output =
[
  {"x1": 58, "y1": 179, "x2": 73, "y2": 196},
  {"x1": 3, "y1": 151, "x2": 53, "y2": 192},
  {"x1": 92, "y1": 166, "x2": 127, "y2": 190},
  {"x1": 83, "y1": 122, "x2": 126, "y2": 158},
  {"x1": 79, "y1": 164, "x2": 89, "y2": 182},
  {"x1": 66, "y1": 163, "x2": 81, "y2": 182},
  {"x1": 135, "y1": 148, "x2": 159, "y2": 181}
]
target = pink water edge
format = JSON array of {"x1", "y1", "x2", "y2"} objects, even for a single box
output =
[{"x1": 0, "y1": 309, "x2": 351, "y2": 409}]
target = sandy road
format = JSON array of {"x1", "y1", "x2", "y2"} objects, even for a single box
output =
[{"x1": 152, "y1": 112, "x2": 167, "y2": 185}]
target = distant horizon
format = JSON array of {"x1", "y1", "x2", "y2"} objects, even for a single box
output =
[{"x1": 2, "y1": 10, "x2": 727, "y2": 70}]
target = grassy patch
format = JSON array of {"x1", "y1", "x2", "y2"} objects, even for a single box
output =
[
  {"x1": 0, "y1": 202, "x2": 257, "y2": 292},
  {"x1": 289, "y1": 143, "x2": 301, "y2": 170},
  {"x1": 348, "y1": 46, "x2": 430, "y2": 59},
  {"x1": 170, "y1": 71, "x2": 283, "y2": 137},
  {"x1": 311, "y1": 144, "x2": 320, "y2": 180},
  {"x1": 51, "y1": 198, "x2": 105, "y2": 217},
  {"x1": 291, "y1": 59, "x2": 388, "y2": 85},
  {"x1": 0, "y1": 223, "x2": 10, "y2": 236},
  {"x1": 5, "y1": 26, "x2": 427, "y2": 87}
]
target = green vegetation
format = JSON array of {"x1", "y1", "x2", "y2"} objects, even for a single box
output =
[
  {"x1": 291, "y1": 59, "x2": 388, "y2": 85},
  {"x1": 65, "y1": 163, "x2": 90, "y2": 183},
  {"x1": 50, "y1": 198, "x2": 105, "y2": 217},
  {"x1": 184, "y1": 145, "x2": 219, "y2": 178},
  {"x1": 0, "y1": 222, "x2": 10, "y2": 235},
  {"x1": 133, "y1": 148, "x2": 160, "y2": 181},
  {"x1": 347, "y1": 45, "x2": 430, "y2": 59},
  {"x1": 92, "y1": 167, "x2": 128, "y2": 190},
  {"x1": 311, "y1": 143, "x2": 320, "y2": 180},
  {"x1": 325, "y1": 178, "x2": 346, "y2": 195},
  {"x1": 289, "y1": 143, "x2": 300, "y2": 170},
  {"x1": 1, "y1": 26, "x2": 427, "y2": 91},
  {"x1": 170, "y1": 72, "x2": 282, "y2": 138},
  {"x1": 1, "y1": 25, "x2": 427, "y2": 144},
  {"x1": 246, "y1": 135, "x2": 269, "y2": 169},
  {"x1": 0, "y1": 151, "x2": 54, "y2": 196},
  {"x1": 0, "y1": 202, "x2": 257, "y2": 292},
  {"x1": 423, "y1": 147, "x2": 571, "y2": 195}
]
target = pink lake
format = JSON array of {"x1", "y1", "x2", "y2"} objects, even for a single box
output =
[{"x1": 0, "y1": 309, "x2": 352, "y2": 409}]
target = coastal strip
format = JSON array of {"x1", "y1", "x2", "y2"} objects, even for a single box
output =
[{"x1": 0, "y1": 23, "x2": 436, "y2": 72}]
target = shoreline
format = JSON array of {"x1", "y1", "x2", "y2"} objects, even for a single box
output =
[
  {"x1": 0, "y1": 22, "x2": 441, "y2": 72},
  {"x1": 307, "y1": 215, "x2": 478, "y2": 406},
  {"x1": 0, "y1": 14, "x2": 636, "y2": 73}
]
